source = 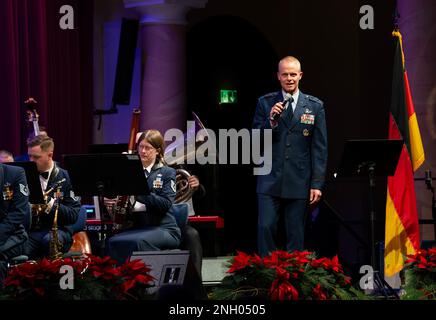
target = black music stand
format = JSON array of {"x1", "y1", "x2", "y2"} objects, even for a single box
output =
[
  {"x1": 424, "y1": 170, "x2": 436, "y2": 241},
  {"x1": 88, "y1": 143, "x2": 128, "y2": 154},
  {"x1": 7, "y1": 161, "x2": 44, "y2": 204},
  {"x1": 63, "y1": 153, "x2": 149, "y2": 254},
  {"x1": 337, "y1": 139, "x2": 403, "y2": 298}
]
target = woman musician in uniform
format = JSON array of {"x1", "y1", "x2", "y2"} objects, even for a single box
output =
[{"x1": 106, "y1": 130, "x2": 181, "y2": 265}]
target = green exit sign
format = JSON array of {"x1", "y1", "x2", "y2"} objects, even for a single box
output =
[{"x1": 220, "y1": 90, "x2": 237, "y2": 104}]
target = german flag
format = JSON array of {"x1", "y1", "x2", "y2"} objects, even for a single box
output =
[{"x1": 384, "y1": 30, "x2": 425, "y2": 277}]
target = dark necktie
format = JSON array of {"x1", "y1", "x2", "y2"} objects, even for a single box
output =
[
  {"x1": 144, "y1": 169, "x2": 149, "y2": 178},
  {"x1": 288, "y1": 96, "x2": 295, "y2": 118},
  {"x1": 40, "y1": 171, "x2": 49, "y2": 179}
]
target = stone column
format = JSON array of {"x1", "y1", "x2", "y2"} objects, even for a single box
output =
[{"x1": 124, "y1": 0, "x2": 208, "y2": 134}]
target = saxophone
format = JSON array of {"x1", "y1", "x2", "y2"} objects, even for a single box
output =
[
  {"x1": 31, "y1": 178, "x2": 66, "y2": 230},
  {"x1": 49, "y1": 185, "x2": 63, "y2": 260}
]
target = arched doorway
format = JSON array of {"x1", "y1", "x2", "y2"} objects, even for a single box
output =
[{"x1": 186, "y1": 15, "x2": 278, "y2": 253}]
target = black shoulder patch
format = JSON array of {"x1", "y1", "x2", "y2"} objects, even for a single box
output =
[
  {"x1": 307, "y1": 95, "x2": 323, "y2": 104},
  {"x1": 261, "y1": 92, "x2": 278, "y2": 99}
]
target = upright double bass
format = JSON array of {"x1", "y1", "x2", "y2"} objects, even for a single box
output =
[{"x1": 25, "y1": 97, "x2": 41, "y2": 137}]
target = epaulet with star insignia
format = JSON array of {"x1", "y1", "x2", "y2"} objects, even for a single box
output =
[
  {"x1": 260, "y1": 92, "x2": 278, "y2": 99},
  {"x1": 307, "y1": 95, "x2": 323, "y2": 105}
]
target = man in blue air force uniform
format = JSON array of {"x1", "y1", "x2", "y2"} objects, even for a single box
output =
[
  {"x1": 0, "y1": 163, "x2": 30, "y2": 284},
  {"x1": 253, "y1": 56, "x2": 328, "y2": 257},
  {"x1": 24, "y1": 135, "x2": 81, "y2": 259}
]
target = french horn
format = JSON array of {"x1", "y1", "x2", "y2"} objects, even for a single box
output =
[{"x1": 164, "y1": 112, "x2": 211, "y2": 204}]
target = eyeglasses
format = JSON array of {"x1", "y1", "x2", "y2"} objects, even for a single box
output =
[{"x1": 138, "y1": 145, "x2": 156, "y2": 152}]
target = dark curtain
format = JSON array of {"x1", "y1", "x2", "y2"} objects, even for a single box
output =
[{"x1": 0, "y1": 0, "x2": 93, "y2": 160}]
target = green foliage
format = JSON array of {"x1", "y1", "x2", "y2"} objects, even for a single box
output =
[
  {"x1": 210, "y1": 250, "x2": 368, "y2": 300},
  {"x1": 0, "y1": 255, "x2": 154, "y2": 300},
  {"x1": 401, "y1": 248, "x2": 436, "y2": 300}
]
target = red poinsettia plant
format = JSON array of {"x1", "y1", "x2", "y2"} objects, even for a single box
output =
[
  {"x1": 0, "y1": 255, "x2": 154, "y2": 300},
  {"x1": 402, "y1": 248, "x2": 436, "y2": 300},
  {"x1": 211, "y1": 250, "x2": 366, "y2": 300}
]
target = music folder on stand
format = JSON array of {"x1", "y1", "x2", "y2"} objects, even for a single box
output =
[
  {"x1": 63, "y1": 153, "x2": 149, "y2": 255},
  {"x1": 336, "y1": 139, "x2": 403, "y2": 298}
]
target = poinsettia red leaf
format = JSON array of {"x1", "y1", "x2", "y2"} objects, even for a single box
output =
[
  {"x1": 310, "y1": 259, "x2": 323, "y2": 268},
  {"x1": 250, "y1": 254, "x2": 263, "y2": 265},
  {"x1": 39, "y1": 258, "x2": 51, "y2": 269},
  {"x1": 269, "y1": 278, "x2": 299, "y2": 301},
  {"x1": 4, "y1": 278, "x2": 20, "y2": 287},
  {"x1": 134, "y1": 274, "x2": 153, "y2": 284},
  {"x1": 92, "y1": 270, "x2": 103, "y2": 278},
  {"x1": 312, "y1": 283, "x2": 328, "y2": 300},
  {"x1": 263, "y1": 253, "x2": 280, "y2": 267},
  {"x1": 275, "y1": 267, "x2": 290, "y2": 280},
  {"x1": 269, "y1": 279, "x2": 280, "y2": 300},
  {"x1": 120, "y1": 279, "x2": 136, "y2": 293},
  {"x1": 125, "y1": 259, "x2": 148, "y2": 271},
  {"x1": 227, "y1": 251, "x2": 252, "y2": 273},
  {"x1": 419, "y1": 256, "x2": 427, "y2": 264},
  {"x1": 281, "y1": 282, "x2": 298, "y2": 300},
  {"x1": 34, "y1": 286, "x2": 45, "y2": 296},
  {"x1": 289, "y1": 283, "x2": 299, "y2": 300}
]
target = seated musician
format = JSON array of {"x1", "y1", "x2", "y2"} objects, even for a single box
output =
[
  {"x1": 106, "y1": 129, "x2": 181, "y2": 265},
  {"x1": 0, "y1": 163, "x2": 30, "y2": 285},
  {"x1": 14, "y1": 126, "x2": 48, "y2": 162},
  {"x1": 24, "y1": 135, "x2": 81, "y2": 259},
  {"x1": 0, "y1": 150, "x2": 14, "y2": 164}
]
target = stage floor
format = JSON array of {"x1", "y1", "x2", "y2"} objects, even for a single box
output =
[{"x1": 201, "y1": 256, "x2": 231, "y2": 286}]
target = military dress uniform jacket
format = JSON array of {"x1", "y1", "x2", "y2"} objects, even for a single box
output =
[
  {"x1": 0, "y1": 164, "x2": 30, "y2": 251},
  {"x1": 252, "y1": 91, "x2": 328, "y2": 199},
  {"x1": 134, "y1": 161, "x2": 180, "y2": 231},
  {"x1": 35, "y1": 164, "x2": 81, "y2": 235}
]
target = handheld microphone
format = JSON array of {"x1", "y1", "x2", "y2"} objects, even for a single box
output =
[{"x1": 271, "y1": 93, "x2": 292, "y2": 121}]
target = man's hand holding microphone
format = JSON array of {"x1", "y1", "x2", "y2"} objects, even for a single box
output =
[{"x1": 269, "y1": 93, "x2": 293, "y2": 126}]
